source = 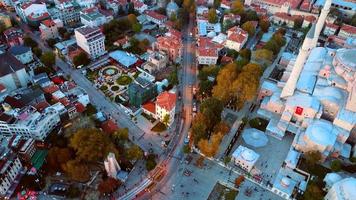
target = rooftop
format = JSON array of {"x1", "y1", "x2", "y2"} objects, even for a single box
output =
[
  {"x1": 0, "y1": 52, "x2": 26, "y2": 77},
  {"x1": 156, "y1": 91, "x2": 176, "y2": 111},
  {"x1": 109, "y1": 50, "x2": 138, "y2": 68}
]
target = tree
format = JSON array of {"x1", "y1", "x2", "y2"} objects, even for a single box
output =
[
  {"x1": 304, "y1": 151, "x2": 322, "y2": 167},
  {"x1": 254, "y1": 49, "x2": 273, "y2": 61},
  {"x1": 351, "y1": 13, "x2": 356, "y2": 26},
  {"x1": 223, "y1": 156, "x2": 231, "y2": 165},
  {"x1": 0, "y1": 21, "x2": 7, "y2": 34},
  {"x1": 330, "y1": 160, "x2": 342, "y2": 172},
  {"x1": 145, "y1": 154, "x2": 157, "y2": 171},
  {"x1": 113, "y1": 128, "x2": 129, "y2": 141},
  {"x1": 69, "y1": 128, "x2": 118, "y2": 162},
  {"x1": 213, "y1": 0, "x2": 221, "y2": 8},
  {"x1": 168, "y1": 66, "x2": 179, "y2": 85},
  {"x1": 58, "y1": 27, "x2": 67, "y2": 37},
  {"x1": 191, "y1": 113, "x2": 208, "y2": 145},
  {"x1": 64, "y1": 159, "x2": 90, "y2": 182},
  {"x1": 197, "y1": 132, "x2": 223, "y2": 157},
  {"x1": 127, "y1": 14, "x2": 137, "y2": 24},
  {"x1": 259, "y1": 19, "x2": 270, "y2": 33},
  {"x1": 67, "y1": 185, "x2": 81, "y2": 198},
  {"x1": 294, "y1": 17, "x2": 303, "y2": 29},
  {"x1": 264, "y1": 39, "x2": 280, "y2": 55},
  {"x1": 24, "y1": 37, "x2": 38, "y2": 48},
  {"x1": 235, "y1": 175, "x2": 245, "y2": 187},
  {"x1": 212, "y1": 63, "x2": 240, "y2": 104},
  {"x1": 242, "y1": 21, "x2": 256, "y2": 36},
  {"x1": 200, "y1": 97, "x2": 224, "y2": 131},
  {"x1": 47, "y1": 147, "x2": 73, "y2": 172},
  {"x1": 46, "y1": 38, "x2": 57, "y2": 48},
  {"x1": 40, "y1": 51, "x2": 56, "y2": 67},
  {"x1": 208, "y1": 8, "x2": 218, "y2": 24},
  {"x1": 213, "y1": 122, "x2": 230, "y2": 135},
  {"x1": 132, "y1": 23, "x2": 142, "y2": 33},
  {"x1": 73, "y1": 52, "x2": 90, "y2": 67},
  {"x1": 98, "y1": 177, "x2": 121, "y2": 195},
  {"x1": 231, "y1": 0, "x2": 244, "y2": 14},
  {"x1": 302, "y1": 180, "x2": 323, "y2": 200},
  {"x1": 162, "y1": 114, "x2": 170, "y2": 127},
  {"x1": 239, "y1": 48, "x2": 251, "y2": 61},
  {"x1": 128, "y1": 2, "x2": 135, "y2": 14},
  {"x1": 32, "y1": 47, "x2": 42, "y2": 58},
  {"x1": 231, "y1": 63, "x2": 262, "y2": 108},
  {"x1": 126, "y1": 145, "x2": 143, "y2": 161}
]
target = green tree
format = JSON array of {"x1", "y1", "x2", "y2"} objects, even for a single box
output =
[
  {"x1": 69, "y1": 128, "x2": 118, "y2": 162},
  {"x1": 302, "y1": 180, "x2": 323, "y2": 200},
  {"x1": 213, "y1": 0, "x2": 221, "y2": 8},
  {"x1": 242, "y1": 21, "x2": 256, "y2": 36},
  {"x1": 162, "y1": 114, "x2": 170, "y2": 127},
  {"x1": 168, "y1": 66, "x2": 179, "y2": 85},
  {"x1": 73, "y1": 52, "x2": 90, "y2": 67},
  {"x1": 0, "y1": 21, "x2": 7, "y2": 34},
  {"x1": 145, "y1": 154, "x2": 157, "y2": 171},
  {"x1": 239, "y1": 48, "x2": 251, "y2": 61},
  {"x1": 127, "y1": 14, "x2": 137, "y2": 24},
  {"x1": 128, "y1": 2, "x2": 135, "y2": 14},
  {"x1": 191, "y1": 113, "x2": 208, "y2": 145},
  {"x1": 40, "y1": 51, "x2": 56, "y2": 67},
  {"x1": 126, "y1": 145, "x2": 143, "y2": 161},
  {"x1": 24, "y1": 36, "x2": 38, "y2": 48},
  {"x1": 330, "y1": 160, "x2": 342, "y2": 172},
  {"x1": 351, "y1": 13, "x2": 356, "y2": 26},
  {"x1": 113, "y1": 128, "x2": 129, "y2": 141},
  {"x1": 132, "y1": 23, "x2": 142, "y2": 33},
  {"x1": 64, "y1": 159, "x2": 90, "y2": 182},
  {"x1": 32, "y1": 47, "x2": 42, "y2": 58},
  {"x1": 200, "y1": 97, "x2": 224, "y2": 131},
  {"x1": 223, "y1": 156, "x2": 231, "y2": 165},
  {"x1": 208, "y1": 8, "x2": 218, "y2": 24}
]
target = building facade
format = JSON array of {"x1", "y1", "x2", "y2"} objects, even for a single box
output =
[
  {"x1": 74, "y1": 26, "x2": 106, "y2": 59},
  {"x1": 39, "y1": 19, "x2": 63, "y2": 40}
]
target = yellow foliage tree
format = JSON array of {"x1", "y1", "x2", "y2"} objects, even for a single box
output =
[
  {"x1": 231, "y1": 0, "x2": 244, "y2": 14},
  {"x1": 212, "y1": 63, "x2": 239, "y2": 104},
  {"x1": 254, "y1": 49, "x2": 274, "y2": 61},
  {"x1": 197, "y1": 132, "x2": 224, "y2": 157}
]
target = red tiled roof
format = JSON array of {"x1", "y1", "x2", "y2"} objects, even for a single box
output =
[
  {"x1": 101, "y1": 119, "x2": 119, "y2": 134},
  {"x1": 41, "y1": 19, "x2": 56, "y2": 27},
  {"x1": 142, "y1": 101, "x2": 156, "y2": 114},
  {"x1": 221, "y1": 56, "x2": 234, "y2": 64},
  {"x1": 145, "y1": 10, "x2": 167, "y2": 21},
  {"x1": 42, "y1": 84, "x2": 59, "y2": 94},
  {"x1": 304, "y1": 15, "x2": 316, "y2": 22},
  {"x1": 59, "y1": 97, "x2": 70, "y2": 106},
  {"x1": 326, "y1": 23, "x2": 339, "y2": 30},
  {"x1": 34, "y1": 101, "x2": 50, "y2": 112},
  {"x1": 21, "y1": 2, "x2": 33, "y2": 9},
  {"x1": 262, "y1": 0, "x2": 302, "y2": 9},
  {"x1": 340, "y1": 24, "x2": 356, "y2": 34},
  {"x1": 75, "y1": 102, "x2": 86, "y2": 113},
  {"x1": 198, "y1": 37, "x2": 224, "y2": 50},
  {"x1": 156, "y1": 91, "x2": 176, "y2": 111},
  {"x1": 198, "y1": 47, "x2": 218, "y2": 57},
  {"x1": 300, "y1": 0, "x2": 312, "y2": 11},
  {"x1": 227, "y1": 27, "x2": 248, "y2": 43}
]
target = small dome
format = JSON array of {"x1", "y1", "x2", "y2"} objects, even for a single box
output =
[
  {"x1": 241, "y1": 149, "x2": 256, "y2": 162},
  {"x1": 325, "y1": 173, "x2": 342, "y2": 186},
  {"x1": 207, "y1": 31, "x2": 216, "y2": 38},
  {"x1": 166, "y1": 0, "x2": 179, "y2": 11},
  {"x1": 252, "y1": 131, "x2": 260, "y2": 139},
  {"x1": 281, "y1": 177, "x2": 291, "y2": 187}
]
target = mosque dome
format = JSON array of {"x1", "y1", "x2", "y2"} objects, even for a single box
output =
[
  {"x1": 335, "y1": 49, "x2": 356, "y2": 72},
  {"x1": 281, "y1": 177, "x2": 291, "y2": 187},
  {"x1": 241, "y1": 149, "x2": 256, "y2": 162},
  {"x1": 306, "y1": 120, "x2": 336, "y2": 146},
  {"x1": 166, "y1": 0, "x2": 179, "y2": 12},
  {"x1": 324, "y1": 173, "x2": 342, "y2": 186},
  {"x1": 330, "y1": 178, "x2": 356, "y2": 199}
]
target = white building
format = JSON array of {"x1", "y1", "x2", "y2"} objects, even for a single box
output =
[
  {"x1": 39, "y1": 19, "x2": 63, "y2": 40},
  {"x1": 141, "y1": 50, "x2": 168, "y2": 73},
  {"x1": 155, "y1": 91, "x2": 176, "y2": 126},
  {"x1": 145, "y1": 10, "x2": 167, "y2": 26},
  {"x1": 0, "y1": 106, "x2": 60, "y2": 140},
  {"x1": 131, "y1": 0, "x2": 148, "y2": 14},
  {"x1": 0, "y1": 52, "x2": 30, "y2": 91},
  {"x1": 338, "y1": 24, "x2": 356, "y2": 39},
  {"x1": 15, "y1": 2, "x2": 49, "y2": 24},
  {"x1": 225, "y1": 26, "x2": 248, "y2": 52},
  {"x1": 104, "y1": 152, "x2": 121, "y2": 179},
  {"x1": 232, "y1": 145, "x2": 260, "y2": 172},
  {"x1": 8, "y1": 45, "x2": 33, "y2": 64},
  {"x1": 197, "y1": 47, "x2": 218, "y2": 65},
  {"x1": 53, "y1": 0, "x2": 81, "y2": 25},
  {"x1": 324, "y1": 177, "x2": 356, "y2": 200},
  {"x1": 74, "y1": 26, "x2": 106, "y2": 59},
  {"x1": 80, "y1": 8, "x2": 112, "y2": 27},
  {"x1": 0, "y1": 153, "x2": 23, "y2": 199},
  {"x1": 323, "y1": 23, "x2": 339, "y2": 36}
]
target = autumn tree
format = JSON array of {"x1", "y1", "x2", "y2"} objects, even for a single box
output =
[
  {"x1": 239, "y1": 48, "x2": 251, "y2": 61},
  {"x1": 259, "y1": 19, "x2": 270, "y2": 33},
  {"x1": 213, "y1": 122, "x2": 230, "y2": 135},
  {"x1": 213, "y1": 0, "x2": 221, "y2": 8},
  {"x1": 253, "y1": 49, "x2": 274, "y2": 61},
  {"x1": 63, "y1": 159, "x2": 90, "y2": 182},
  {"x1": 235, "y1": 176, "x2": 245, "y2": 187},
  {"x1": 304, "y1": 151, "x2": 322, "y2": 167},
  {"x1": 98, "y1": 177, "x2": 121, "y2": 195},
  {"x1": 212, "y1": 63, "x2": 240, "y2": 104},
  {"x1": 145, "y1": 154, "x2": 157, "y2": 171},
  {"x1": 191, "y1": 112, "x2": 208, "y2": 145},
  {"x1": 24, "y1": 36, "x2": 38, "y2": 49},
  {"x1": 126, "y1": 145, "x2": 143, "y2": 161},
  {"x1": 231, "y1": 63, "x2": 262, "y2": 108},
  {"x1": 69, "y1": 128, "x2": 118, "y2": 162},
  {"x1": 40, "y1": 51, "x2": 56, "y2": 67},
  {"x1": 113, "y1": 128, "x2": 129, "y2": 141},
  {"x1": 231, "y1": 0, "x2": 244, "y2": 14},
  {"x1": 47, "y1": 147, "x2": 73, "y2": 172},
  {"x1": 127, "y1": 14, "x2": 137, "y2": 24},
  {"x1": 302, "y1": 180, "x2": 323, "y2": 200},
  {"x1": 197, "y1": 132, "x2": 223, "y2": 157},
  {"x1": 242, "y1": 21, "x2": 256, "y2": 36},
  {"x1": 208, "y1": 8, "x2": 218, "y2": 23},
  {"x1": 294, "y1": 17, "x2": 303, "y2": 29}
]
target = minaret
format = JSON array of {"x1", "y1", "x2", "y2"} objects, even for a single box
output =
[
  {"x1": 280, "y1": 0, "x2": 331, "y2": 98},
  {"x1": 313, "y1": 0, "x2": 332, "y2": 46}
]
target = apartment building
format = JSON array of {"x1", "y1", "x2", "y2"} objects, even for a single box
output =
[{"x1": 74, "y1": 26, "x2": 106, "y2": 59}]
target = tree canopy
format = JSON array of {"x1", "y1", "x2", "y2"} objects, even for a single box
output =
[
  {"x1": 73, "y1": 52, "x2": 90, "y2": 67},
  {"x1": 208, "y1": 8, "x2": 218, "y2": 24},
  {"x1": 40, "y1": 51, "x2": 56, "y2": 67},
  {"x1": 63, "y1": 159, "x2": 90, "y2": 182},
  {"x1": 242, "y1": 21, "x2": 256, "y2": 36}
]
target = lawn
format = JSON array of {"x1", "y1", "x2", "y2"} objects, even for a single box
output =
[
  {"x1": 111, "y1": 85, "x2": 120, "y2": 91},
  {"x1": 116, "y1": 75, "x2": 132, "y2": 85},
  {"x1": 151, "y1": 122, "x2": 166, "y2": 132},
  {"x1": 207, "y1": 182, "x2": 239, "y2": 200}
]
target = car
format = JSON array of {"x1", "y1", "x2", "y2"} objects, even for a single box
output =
[{"x1": 184, "y1": 137, "x2": 189, "y2": 144}]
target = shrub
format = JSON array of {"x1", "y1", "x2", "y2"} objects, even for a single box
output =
[
  {"x1": 330, "y1": 160, "x2": 342, "y2": 172},
  {"x1": 111, "y1": 85, "x2": 120, "y2": 91}
]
